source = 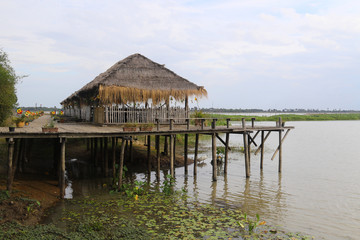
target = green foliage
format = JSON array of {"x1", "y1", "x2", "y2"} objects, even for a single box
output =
[
  {"x1": 0, "y1": 49, "x2": 24, "y2": 126},
  {"x1": 160, "y1": 174, "x2": 175, "y2": 195}
]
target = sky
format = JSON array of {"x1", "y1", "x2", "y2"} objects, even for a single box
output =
[{"x1": 1, "y1": 0, "x2": 359, "y2": 110}]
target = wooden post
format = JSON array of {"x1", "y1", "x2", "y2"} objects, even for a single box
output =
[
  {"x1": 104, "y1": 137, "x2": 108, "y2": 177},
  {"x1": 117, "y1": 139, "x2": 126, "y2": 191},
  {"x1": 164, "y1": 136, "x2": 168, "y2": 156},
  {"x1": 224, "y1": 133, "x2": 229, "y2": 174},
  {"x1": 94, "y1": 138, "x2": 98, "y2": 167},
  {"x1": 251, "y1": 118, "x2": 256, "y2": 128},
  {"x1": 6, "y1": 139, "x2": 15, "y2": 192},
  {"x1": 90, "y1": 138, "x2": 94, "y2": 163},
  {"x1": 255, "y1": 132, "x2": 271, "y2": 155},
  {"x1": 248, "y1": 134, "x2": 251, "y2": 167},
  {"x1": 129, "y1": 137, "x2": 133, "y2": 163},
  {"x1": 260, "y1": 131, "x2": 264, "y2": 169},
  {"x1": 87, "y1": 138, "x2": 90, "y2": 151},
  {"x1": 156, "y1": 135, "x2": 160, "y2": 181},
  {"x1": 212, "y1": 133, "x2": 217, "y2": 181},
  {"x1": 212, "y1": 119, "x2": 217, "y2": 129},
  {"x1": 201, "y1": 119, "x2": 205, "y2": 130},
  {"x1": 156, "y1": 119, "x2": 160, "y2": 131},
  {"x1": 194, "y1": 134, "x2": 199, "y2": 176},
  {"x1": 100, "y1": 138, "x2": 104, "y2": 172},
  {"x1": 170, "y1": 135, "x2": 174, "y2": 177},
  {"x1": 184, "y1": 134, "x2": 188, "y2": 174},
  {"x1": 112, "y1": 137, "x2": 116, "y2": 178},
  {"x1": 242, "y1": 118, "x2": 246, "y2": 128},
  {"x1": 278, "y1": 130, "x2": 282, "y2": 173},
  {"x1": 243, "y1": 133, "x2": 250, "y2": 178},
  {"x1": 226, "y1": 118, "x2": 230, "y2": 128},
  {"x1": 170, "y1": 119, "x2": 173, "y2": 130},
  {"x1": 147, "y1": 135, "x2": 151, "y2": 174},
  {"x1": 185, "y1": 95, "x2": 189, "y2": 118},
  {"x1": 60, "y1": 138, "x2": 66, "y2": 199}
]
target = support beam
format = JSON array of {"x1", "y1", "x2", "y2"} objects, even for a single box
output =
[
  {"x1": 243, "y1": 133, "x2": 250, "y2": 178},
  {"x1": 255, "y1": 131, "x2": 271, "y2": 155},
  {"x1": 212, "y1": 133, "x2": 217, "y2": 181},
  {"x1": 216, "y1": 134, "x2": 231, "y2": 151},
  {"x1": 147, "y1": 135, "x2": 151, "y2": 174},
  {"x1": 117, "y1": 139, "x2": 126, "y2": 191},
  {"x1": 129, "y1": 137, "x2": 133, "y2": 163},
  {"x1": 194, "y1": 134, "x2": 199, "y2": 176},
  {"x1": 184, "y1": 134, "x2": 188, "y2": 174},
  {"x1": 249, "y1": 131, "x2": 260, "y2": 147},
  {"x1": 112, "y1": 137, "x2": 116, "y2": 178},
  {"x1": 260, "y1": 131, "x2": 264, "y2": 169},
  {"x1": 278, "y1": 130, "x2": 282, "y2": 172},
  {"x1": 164, "y1": 136, "x2": 168, "y2": 156},
  {"x1": 104, "y1": 137, "x2": 108, "y2": 177},
  {"x1": 156, "y1": 135, "x2": 160, "y2": 181},
  {"x1": 170, "y1": 135, "x2": 174, "y2": 177},
  {"x1": 248, "y1": 134, "x2": 258, "y2": 147},
  {"x1": 59, "y1": 138, "x2": 66, "y2": 199},
  {"x1": 224, "y1": 133, "x2": 229, "y2": 174},
  {"x1": 6, "y1": 139, "x2": 15, "y2": 192},
  {"x1": 271, "y1": 129, "x2": 291, "y2": 160}
]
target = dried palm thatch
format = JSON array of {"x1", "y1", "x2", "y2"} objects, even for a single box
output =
[{"x1": 61, "y1": 53, "x2": 207, "y2": 106}]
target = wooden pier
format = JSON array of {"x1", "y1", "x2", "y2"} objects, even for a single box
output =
[{"x1": 0, "y1": 115, "x2": 293, "y2": 199}]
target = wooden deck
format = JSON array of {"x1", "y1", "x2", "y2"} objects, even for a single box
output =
[
  {"x1": 0, "y1": 115, "x2": 293, "y2": 138},
  {"x1": 1, "y1": 115, "x2": 294, "y2": 199}
]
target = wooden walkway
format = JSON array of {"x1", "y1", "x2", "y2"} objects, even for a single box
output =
[{"x1": 1, "y1": 115, "x2": 294, "y2": 199}]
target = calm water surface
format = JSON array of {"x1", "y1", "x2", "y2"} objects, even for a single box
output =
[{"x1": 55, "y1": 121, "x2": 360, "y2": 239}]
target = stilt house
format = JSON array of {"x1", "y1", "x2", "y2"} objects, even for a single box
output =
[{"x1": 61, "y1": 54, "x2": 207, "y2": 124}]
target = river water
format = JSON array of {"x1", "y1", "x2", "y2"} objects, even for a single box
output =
[{"x1": 55, "y1": 121, "x2": 360, "y2": 239}]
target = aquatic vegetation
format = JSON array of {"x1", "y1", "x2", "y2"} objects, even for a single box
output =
[{"x1": 160, "y1": 174, "x2": 175, "y2": 195}]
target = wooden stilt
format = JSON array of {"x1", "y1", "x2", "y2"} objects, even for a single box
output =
[
  {"x1": 6, "y1": 138, "x2": 15, "y2": 192},
  {"x1": 248, "y1": 134, "x2": 251, "y2": 168},
  {"x1": 260, "y1": 131, "x2": 264, "y2": 169},
  {"x1": 156, "y1": 135, "x2": 160, "y2": 181},
  {"x1": 112, "y1": 137, "x2": 116, "y2": 178},
  {"x1": 94, "y1": 138, "x2": 98, "y2": 167},
  {"x1": 243, "y1": 133, "x2": 250, "y2": 178},
  {"x1": 278, "y1": 130, "x2": 282, "y2": 173},
  {"x1": 60, "y1": 138, "x2": 66, "y2": 199},
  {"x1": 147, "y1": 135, "x2": 151, "y2": 174},
  {"x1": 117, "y1": 139, "x2": 126, "y2": 191},
  {"x1": 90, "y1": 138, "x2": 94, "y2": 163},
  {"x1": 212, "y1": 133, "x2": 217, "y2": 181},
  {"x1": 87, "y1": 138, "x2": 90, "y2": 151},
  {"x1": 100, "y1": 138, "x2": 104, "y2": 172},
  {"x1": 170, "y1": 135, "x2": 174, "y2": 177},
  {"x1": 12, "y1": 140, "x2": 20, "y2": 178},
  {"x1": 104, "y1": 137, "x2": 108, "y2": 177},
  {"x1": 194, "y1": 134, "x2": 199, "y2": 176},
  {"x1": 129, "y1": 137, "x2": 133, "y2": 163},
  {"x1": 184, "y1": 134, "x2": 188, "y2": 174},
  {"x1": 271, "y1": 129, "x2": 291, "y2": 160},
  {"x1": 224, "y1": 133, "x2": 229, "y2": 174},
  {"x1": 164, "y1": 136, "x2": 168, "y2": 156},
  {"x1": 255, "y1": 131, "x2": 271, "y2": 155}
]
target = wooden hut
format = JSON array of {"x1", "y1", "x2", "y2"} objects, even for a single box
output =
[{"x1": 61, "y1": 54, "x2": 207, "y2": 124}]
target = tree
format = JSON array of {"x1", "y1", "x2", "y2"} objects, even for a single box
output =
[{"x1": 0, "y1": 49, "x2": 21, "y2": 126}]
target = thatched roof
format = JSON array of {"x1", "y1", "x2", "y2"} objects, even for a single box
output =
[{"x1": 61, "y1": 53, "x2": 207, "y2": 106}]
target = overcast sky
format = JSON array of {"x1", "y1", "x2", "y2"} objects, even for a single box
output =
[{"x1": 1, "y1": 0, "x2": 359, "y2": 110}]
